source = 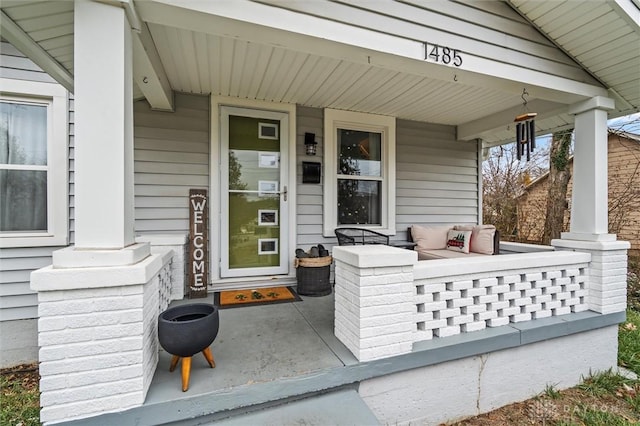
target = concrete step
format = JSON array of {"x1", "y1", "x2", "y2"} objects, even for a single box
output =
[{"x1": 203, "y1": 389, "x2": 380, "y2": 426}]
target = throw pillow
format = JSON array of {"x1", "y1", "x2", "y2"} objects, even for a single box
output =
[
  {"x1": 411, "y1": 225, "x2": 451, "y2": 250},
  {"x1": 454, "y1": 225, "x2": 496, "y2": 255},
  {"x1": 470, "y1": 225, "x2": 496, "y2": 255},
  {"x1": 446, "y1": 230, "x2": 472, "y2": 254}
]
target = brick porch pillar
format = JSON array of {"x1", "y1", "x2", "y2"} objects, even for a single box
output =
[{"x1": 333, "y1": 245, "x2": 417, "y2": 362}]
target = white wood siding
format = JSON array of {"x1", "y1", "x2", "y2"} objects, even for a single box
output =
[
  {"x1": 0, "y1": 41, "x2": 72, "y2": 322},
  {"x1": 68, "y1": 96, "x2": 75, "y2": 244},
  {"x1": 0, "y1": 40, "x2": 57, "y2": 83},
  {"x1": 133, "y1": 93, "x2": 209, "y2": 235},
  {"x1": 0, "y1": 248, "x2": 52, "y2": 321},
  {"x1": 396, "y1": 119, "x2": 479, "y2": 240},
  {"x1": 296, "y1": 106, "x2": 332, "y2": 248}
]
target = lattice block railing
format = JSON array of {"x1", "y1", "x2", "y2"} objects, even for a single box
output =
[
  {"x1": 414, "y1": 261, "x2": 589, "y2": 340},
  {"x1": 158, "y1": 259, "x2": 173, "y2": 314}
]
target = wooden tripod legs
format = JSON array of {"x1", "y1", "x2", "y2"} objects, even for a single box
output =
[
  {"x1": 168, "y1": 347, "x2": 216, "y2": 392},
  {"x1": 202, "y1": 347, "x2": 215, "y2": 368}
]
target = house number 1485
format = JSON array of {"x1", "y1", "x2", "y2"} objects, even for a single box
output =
[{"x1": 424, "y1": 43, "x2": 463, "y2": 67}]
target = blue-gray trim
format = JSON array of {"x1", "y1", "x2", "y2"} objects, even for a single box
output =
[{"x1": 62, "y1": 311, "x2": 624, "y2": 426}]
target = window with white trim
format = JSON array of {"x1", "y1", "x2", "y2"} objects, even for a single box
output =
[
  {"x1": 0, "y1": 78, "x2": 68, "y2": 247},
  {"x1": 323, "y1": 109, "x2": 395, "y2": 236}
]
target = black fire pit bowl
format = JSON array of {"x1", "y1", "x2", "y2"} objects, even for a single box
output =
[{"x1": 158, "y1": 303, "x2": 219, "y2": 357}]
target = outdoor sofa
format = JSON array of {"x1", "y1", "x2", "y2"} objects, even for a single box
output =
[{"x1": 408, "y1": 224, "x2": 500, "y2": 260}]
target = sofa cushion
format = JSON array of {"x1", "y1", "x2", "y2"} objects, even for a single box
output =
[
  {"x1": 445, "y1": 230, "x2": 472, "y2": 254},
  {"x1": 411, "y1": 225, "x2": 451, "y2": 250},
  {"x1": 454, "y1": 224, "x2": 497, "y2": 255}
]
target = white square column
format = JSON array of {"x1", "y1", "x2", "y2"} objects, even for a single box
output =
[
  {"x1": 554, "y1": 95, "x2": 629, "y2": 315},
  {"x1": 563, "y1": 96, "x2": 615, "y2": 241},
  {"x1": 30, "y1": 5, "x2": 162, "y2": 421},
  {"x1": 74, "y1": 0, "x2": 135, "y2": 250}
]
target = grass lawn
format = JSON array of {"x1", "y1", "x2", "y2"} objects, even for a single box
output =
[
  {"x1": 2, "y1": 260, "x2": 640, "y2": 426},
  {"x1": 0, "y1": 364, "x2": 40, "y2": 426}
]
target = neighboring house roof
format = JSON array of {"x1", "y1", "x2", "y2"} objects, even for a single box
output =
[
  {"x1": 613, "y1": 130, "x2": 640, "y2": 143},
  {"x1": 1, "y1": 1, "x2": 638, "y2": 146}
]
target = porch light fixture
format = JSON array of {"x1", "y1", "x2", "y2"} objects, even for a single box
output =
[
  {"x1": 304, "y1": 132, "x2": 318, "y2": 156},
  {"x1": 514, "y1": 89, "x2": 537, "y2": 162}
]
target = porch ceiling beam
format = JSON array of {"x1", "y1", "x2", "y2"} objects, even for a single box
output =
[
  {"x1": 137, "y1": 0, "x2": 608, "y2": 104},
  {"x1": 131, "y1": 22, "x2": 174, "y2": 111},
  {"x1": 103, "y1": 0, "x2": 174, "y2": 110},
  {"x1": 456, "y1": 99, "x2": 568, "y2": 141},
  {"x1": 0, "y1": 10, "x2": 74, "y2": 93}
]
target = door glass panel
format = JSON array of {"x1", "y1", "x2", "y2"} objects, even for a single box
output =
[{"x1": 228, "y1": 115, "x2": 281, "y2": 270}]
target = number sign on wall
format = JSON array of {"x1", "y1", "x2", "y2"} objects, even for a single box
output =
[
  {"x1": 188, "y1": 189, "x2": 208, "y2": 298},
  {"x1": 423, "y1": 43, "x2": 463, "y2": 67}
]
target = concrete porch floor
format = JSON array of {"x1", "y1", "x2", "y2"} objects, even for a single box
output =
[
  {"x1": 70, "y1": 288, "x2": 625, "y2": 426},
  {"x1": 72, "y1": 290, "x2": 387, "y2": 425},
  {"x1": 145, "y1": 291, "x2": 358, "y2": 405}
]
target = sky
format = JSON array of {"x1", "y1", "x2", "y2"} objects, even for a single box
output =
[{"x1": 608, "y1": 112, "x2": 640, "y2": 134}]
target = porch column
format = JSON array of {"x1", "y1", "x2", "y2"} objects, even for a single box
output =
[
  {"x1": 552, "y1": 96, "x2": 629, "y2": 314},
  {"x1": 74, "y1": 0, "x2": 135, "y2": 250},
  {"x1": 52, "y1": 0, "x2": 149, "y2": 267},
  {"x1": 563, "y1": 96, "x2": 614, "y2": 241},
  {"x1": 30, "y1": 2, "x2": 170, "y2": 424},
  {"x1": 333, "y1": 245, "x2": 417, "y2": 362}
]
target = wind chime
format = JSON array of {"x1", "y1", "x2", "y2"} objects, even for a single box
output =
[{"x1": 514, "y1": 89, "x2": 537, "y2": 162}]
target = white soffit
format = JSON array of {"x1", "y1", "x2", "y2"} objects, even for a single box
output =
[{"x1": 508, "y1": 0, "x2": 640, "y2": 115}]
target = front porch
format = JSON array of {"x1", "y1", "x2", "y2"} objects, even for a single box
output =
[
  {"x1": 65, "y1": 289, "x2": 623, "y2": 426},
  {"x1": 4, "y1": 0, "x2": 637, "y2": 424},
  {"x1": 43, "y1": 238, "x2": 627, "y2": 425}
]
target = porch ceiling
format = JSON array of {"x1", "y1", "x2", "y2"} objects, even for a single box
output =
[
  {"x1": 1, "y1": 0, "x2": 638, "y2": 146},
  {"x1": 508, "y1": 0, "x2": 640, "y2": 115},
  {"x1": 146, "y1": 23, "x2": 522, "y2": 127}
]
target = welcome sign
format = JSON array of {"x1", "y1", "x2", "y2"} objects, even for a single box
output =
[{"x1": 188, "y1": 189, "x2": 208, "y2": 298}]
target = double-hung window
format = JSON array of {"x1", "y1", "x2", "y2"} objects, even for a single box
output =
[
  {"x1": 323, "y1": 109, "x2": 395, "y2": 236},
  {"x1": 0, "y1": 78, "x2": 68, "y2": 247}
]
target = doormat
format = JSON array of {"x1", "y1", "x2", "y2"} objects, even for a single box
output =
[{"x1": 214, "y1": 286, "x2": 302, "y2": 309}]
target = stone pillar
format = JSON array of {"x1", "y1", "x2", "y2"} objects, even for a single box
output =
[{"x1": 333, "y1": 245, "x2": 417, "y2": 362}]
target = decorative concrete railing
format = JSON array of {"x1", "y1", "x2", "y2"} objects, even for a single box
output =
[
  {"x1": 333, "y1": 241, "x2": 628, "y2": 362},
  {"x1": 412, "y1": 252, "x2": 589, "y2": 340},
  {"x1": 136, "y1": 234, "x2": 188, "y2": 301},
  {"x1": 498, "y1": 241, "x2": 555, "y2": 254}
]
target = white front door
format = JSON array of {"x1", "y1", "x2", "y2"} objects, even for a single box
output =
[{"x1": 220, "y1": 106, "x2": 289, "y2": 277}]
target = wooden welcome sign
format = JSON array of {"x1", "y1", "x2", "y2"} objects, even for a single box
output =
[{"x1": 188, "y1": 189, "x2": 208, "y2": 298}]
